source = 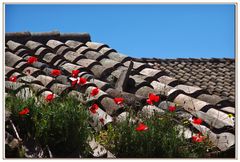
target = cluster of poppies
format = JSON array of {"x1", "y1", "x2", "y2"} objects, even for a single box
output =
[
  {"x1": 13, "y1": 57, "x2": 208, "y2": 144},
  {"x1": 88, "y1": 86, "x2": 124, "y2": 125},
  {"x1": 191, "y1": 117, "x2": 205, "y2": 143}
]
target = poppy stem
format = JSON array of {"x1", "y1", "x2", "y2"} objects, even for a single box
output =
[{"x1": 10, "y1": 120, "x2": 22, "y2": 141}]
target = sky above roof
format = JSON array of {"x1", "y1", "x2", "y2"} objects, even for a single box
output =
[{"x1": 5, "y1": 4, "x2": 235, "y2": 59}]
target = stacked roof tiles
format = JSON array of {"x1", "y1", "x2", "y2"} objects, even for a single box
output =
[
  {"x1": 134, "y1": 57, "x2": 235, "y2": 102},
  {"x1": 5, "y1": 32, "x2": 235, "y2": 155}
]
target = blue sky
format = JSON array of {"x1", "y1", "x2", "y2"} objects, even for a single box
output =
[{"x1": 5, "y1": 4, "x2": 235, "y2": 58}]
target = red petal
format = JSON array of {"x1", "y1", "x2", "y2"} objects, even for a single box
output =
[
  {"x1": 78, "y1": 77, "x2": 87, "y2": 85},
  {"x1": 51, "y1": 69, "x2": 61, "y2": 76},
  {"x1": 72, "y1": 70, "x2": 80, "y2": 78},
  {"x1": 146, "y1": 98, "x2": 153, "y2": 105},
  {"x1": 45, "y1": 94, "x2": 54, "y2": 102},
  {"x1": 149, "y1": 93, "x2": 155, "y2": 101},
  {"x1": 9, "y1": 76, "x2": 17, "y2": 82},
  {"x1": 90, "y1": 104, "x2": 99, "y2": 114},
  {"x1": 27, "y1": 56, "x2": 38, "y2": 64},
  {"x1": 193, "y1": 118, "x2": 203, "y2": 125},
  {"x1": 136, "y1": 123, "x2": 148, "y2": 131},
  {"x1": 114, "y1": 98, "x2": 124, "y2": 105},
  {"x1": 19, "y1": 108, "x2": 30, "y2": 115},
  {"x1": 154, "y1": 95, "x2": 160, "y2": 102},
  {"x1": 91, "y1": 87, "x2": 99, "y2": 96},
  {"x1": 168, "y1": 106, "x2": 176, "y2": 112}
]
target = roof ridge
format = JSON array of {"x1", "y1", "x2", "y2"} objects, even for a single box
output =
[
  {"x1": 133, "y1": 57, "x2": 235, "y2": 63},
  {"x1": 5, "y1": 31, "x2": 91, "y2": 44}
]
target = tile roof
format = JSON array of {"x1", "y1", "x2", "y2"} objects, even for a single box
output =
[
  {"x1": 133, "y1": 57, "x2": 235, "y2": 102},
  {"x1": 5, "y1": 31, "x2": 235, "y2": 154}
]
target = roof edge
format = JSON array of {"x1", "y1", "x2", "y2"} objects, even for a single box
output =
[
  {"x1": 133, "y1": 57, "x2": 235, "y2": 63},
  {"x1": 5, "y1": 31, "x2": 91, "y2": 44}
]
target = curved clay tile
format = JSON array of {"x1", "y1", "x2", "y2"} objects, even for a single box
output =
[
  {"x1": 99, "y1": 58, "x2": 122, "y2": 69},
  {"x1": 63, "y1": 51, "x2": 86, "y2": 62},
  {"x1": 22, "y1": 66, "x2": 43, "y2": 77},
  {"x1": 100, "y1": 97, "x2": 123, "y2": 116},
  {"x1": 150, "y1": 81, "x2": 173, "y2": 96},
  {"x1": 56, "y1": 45, "x2": 74, "y2": 56},
  {"x1": 107, "y1": 52, "x2": 131, "y2": 63},
  {"x1": 196, "y1": 94, "x2": 228, "y2": 106},
  {"x1": 61, "y1": 62, "x2": 87, "y2": 74},
  {"x1": 220, "y1": 107, "x2": 235, "y2": 114},
  {"x1": 135, "y1": 86, "x2": 158, "y2": 98},
  {"x1": 89, "y1": 64, "x2": 113, "y2": 79},
  {"x1": 76, "y1": 58, "x2": 100, "y2": 68},
  {"x1": 129, "y1": 75, "x2": 151, "y2": 90},
  {"x1": 25, "y1": 40, "x2": 44, "y2": 51},
  {"x1": 49, "y1": 83, "x2": 71, "y2": 95},
  {"x1": 98, "y1": 47, "x2": 117, "y2": 55},
  {"x1": 139, "y1": 68, "x2": 166, "y2": 79},
  {"x1": 84, "y1": 50, "x2": 106, "y2": 61},
  {"x1": 35, "y1": 47, "x2": 52, "y2": 58},
  {"x1": 5, "y1": 52, "x2": 23, "y2": 67},
  {"x1": 86, "y1": 41, "x2": 108, "y2": 51},
  {"x1": 46, "y1": 39, "x2": 65, "y2": 51},
  {"x1": 14, "y1": 61, "x2": 29, "y2": 71},
  {"x1": 89, "y1": 78, "x2": 111, "y2": 90},
  {"x1": 76, "y1": 46, "x2": 91, "y2": 54},
  {"x1": 29, "y1": 83, "x2": 52, "y2": 96},
  {"x1": 36, "y1": 75, "x2": 61, "y2": 88},
  {"x1": 6, "y1": 40, "x2": 26, "y2": 52},
  {"x1": 18, "y1": 75, "x2": 42, "y2": 85},
  {"x1": 5, "y1": 66, "x2": 20, "y2": 77},
  {"x1": 195, "y1": 108, "x2": 234, "y2": 129},
  {"x1": 172, "y1": 93, "x2": 209, "y2": 112},
  {"x1": 157, "y1": 75, "x2": 179, "y2": 86},
  {"x1": 42, "y1": 52, "x2": 61, "y2": 64},
  {"x1": 65, "y1": 40, "x2": 85, "y2": 50},
  {"x1": 15, "y1": 48, "x2": 31, "y2": 57},
  {"x1": 5, "y1": 81, "x2": 30, "y2": 93}
]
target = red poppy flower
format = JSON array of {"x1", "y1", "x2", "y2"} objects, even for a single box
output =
[
  {"x1": 45, "y1": 94, "x2": 55, "y2": 102},
  {"x1": 27, "y1": 56, "x2": 38, "y2": 64},
  {"x1": 99, "y1": 118, "x2": 105, "y2": 124},
  {"x1": 146, "y1": 93, "x2": 160, "y2": 105},
  {"x1": 192, "y1": 133, "x2": 205, "y2": 143},
  {"x1": 114, "y1": 98, "x2": 124, "y2": 105},
  {"x1": 146, "y1": 98, "x2": 153, "y2": 105},
  {"x1": 9, "y1": 76, "x2": 17, "y2": 82},
  {"x1": 192, "y1": 118, "x2": 203, "y2": 125},
  {"x1": 89, "y1": 104, "x2": 99, "y2": 114},
  {"x1": 168, "y1": 106, "x2": 176, "y2": 112},
  {"x1": 19, "y1": 108, "x2": 30, "y2": 115},
  {"x1": 72, "y1": 69, "x2": 80, "y2": 78},
  {"x1": 51, "y1": 69, "x2": 61, "y2": 77},
  {"x1": 135, "y1": 123, "x2": 148, "y2": 131},
  {"x1": 149, "y1": 93, "x2": 160, "y2": 102},
  {"x1": 78, "y1": 77, "x2": 87, "y2": 85},
  {"x1": 90, "y1": 87, "x2": 99, "y2": 97}
]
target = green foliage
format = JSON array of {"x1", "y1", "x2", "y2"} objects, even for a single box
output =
[
  {"x1": 6, "y1": 96, "x2": 36, "y2": 139},
  {"x1": 6, "y1": 95, "x2": 93, "y2": 157},
  {"x1": 96, "y1": 111, "x2": 210, "y2": 158},
  {"x1": 33, "y1": 96, "x2": 92, "y2": 157}
]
